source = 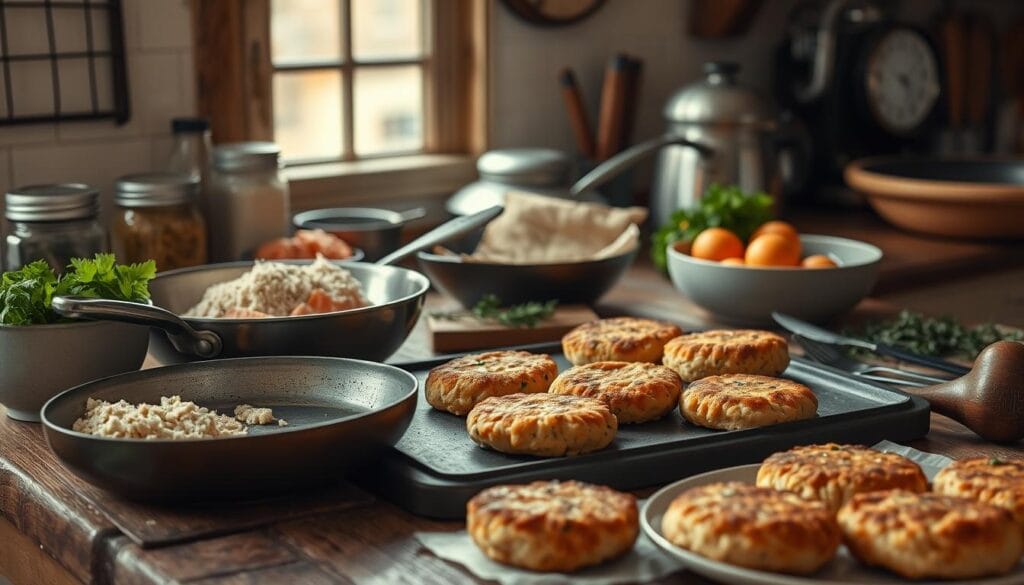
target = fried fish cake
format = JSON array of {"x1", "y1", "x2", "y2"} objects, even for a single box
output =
[
  {"x1": 425, "y1": 350, "x2": 558, "y2": 416},
  {"x1": 756, "y1": 444, "x2": 927, "y2": 513},
  {"x1": 548, "y1": 361, "x2": 682, "y2": 424},
  {"x1": 838, "y1": 490, "x2": 1024, "y2": 580},
  {"x1": 466, "y1": 393, "x2": 617, "y2": 457},
  {"x1": 561, "y1": 317, "x2": 683, "y2": 366},
  {"x1": 467, "y1": 480, "x2": 638, "y2": 572},
  {"x1": 680, "y1": 374, "x2": 816, "y2": 431},
  {"x1": 662, "y1": 329, "x2": 789, "y2": 382},
  {"x1": 934, "y1": 457, "x2": 1024, "y2": 532},
  {"x1": 661, "y1": 482, "x2": 840, "y2": 575}
]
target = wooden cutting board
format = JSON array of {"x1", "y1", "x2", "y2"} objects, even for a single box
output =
[{"x1": 427, "y1": 305, "x2": 598, "y2": 353}]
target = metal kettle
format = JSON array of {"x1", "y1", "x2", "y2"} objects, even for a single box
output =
[{"x1": 572, "y1": 62, "x2": 804, "y2": 228}]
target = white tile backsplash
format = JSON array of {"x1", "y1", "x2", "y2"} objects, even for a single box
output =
[
  {"x1": 11, "y1": 139, "x2": 153, "y2": 218},
  {"x1": 4, "y1": 0, "x2": 196, "y2": 199},
  {"x1": 135, "y1": 0, "x2": 192, "y2": 51}
]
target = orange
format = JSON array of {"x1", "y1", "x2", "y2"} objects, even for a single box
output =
[
  {"x1": 745, "y1": 233, "x2": 801, "y2": 267},
  {"x1": 690, "y1": 228, "x2": 744, "y2": 262},
  {"x1": 720, "y1": 257, "x2": 745, "y2": 266},
  {"x1": 802, "y1": 254, "x2": 838, "y2": 269},
  {"x1": 751, "y1": 221, "x2": 801, "y2": 259},
  {"x1": 751, "y1": 220, "x2": 799, "y2": 241}
]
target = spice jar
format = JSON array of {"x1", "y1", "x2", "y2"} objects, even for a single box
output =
[
  {"x1": 4, "y1": 183, "x2": 108, "y2": 272},
  {"x1": 209, "y1": 142, "x2": 290, "y2": 261},
  {"x1": 112, "y1": 173, "x2": 208, "y2": 271}
]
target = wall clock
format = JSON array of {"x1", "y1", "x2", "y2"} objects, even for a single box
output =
[{"x1": 500, "y1": 0, "x2": 607, "y2": 27}]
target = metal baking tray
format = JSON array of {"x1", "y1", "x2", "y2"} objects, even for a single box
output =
[{"x1": 367, "y1": 342, "x2": 930, "y2": 519}]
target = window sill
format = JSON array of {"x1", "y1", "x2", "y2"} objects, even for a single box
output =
[{"x1": 285, "y1": 154, "x2": 477, "y2": 212}]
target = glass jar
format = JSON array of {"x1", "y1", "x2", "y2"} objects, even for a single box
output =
[
  {"x1": 209, "y1": 142, "x2": 290, "y2": 261},
  {"x1": 112, "y1": 173, "x2": 208, "y2": 272},
  {"x1": 4, "y1": 184, "x2": 108, "y2": 272}
]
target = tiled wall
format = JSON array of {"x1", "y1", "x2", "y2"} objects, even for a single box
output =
[{"x1": 0, "y1": 0, "x2": 196, "y2": 225}]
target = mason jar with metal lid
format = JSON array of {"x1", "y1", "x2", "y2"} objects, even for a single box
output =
[
  {"x1": 112, "y1": 172, "x2": 207, "y2": 271},
  {"x1": 4, "y1": 183, "x2": 108, "y2": 272},
  {"x1": 209, "y1": 142, "x2": 290, "y2": 261}
]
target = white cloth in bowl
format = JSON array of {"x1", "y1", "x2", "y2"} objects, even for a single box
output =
[{"x1": 461, "y1": 191, "x2": 647, "y2": 264}]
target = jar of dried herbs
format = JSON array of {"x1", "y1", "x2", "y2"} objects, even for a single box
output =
[
  {"x1": 4, "y1": 183, "x2": 108, "y2": 272},
  {"x1": 112, "y1": 173, "x2": 207, "y2": 271}
]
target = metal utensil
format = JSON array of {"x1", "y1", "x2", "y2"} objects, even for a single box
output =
[
  {"x1": 376, "y1": 205, "x2": 502, "y2": 266},
  {"x1": 772, "y1": 312, "x2": 971, "y2": 376},
  {"x1": 795, "y1": 335, "x2": 950, "y2": 387},
  {"x1": 41, "y1": 356, "x2": 417, "y2": 501}
]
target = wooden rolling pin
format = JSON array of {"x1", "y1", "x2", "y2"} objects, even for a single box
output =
[{"x1": 911, "y1": 341, "x2": 1024, "y2": 443}]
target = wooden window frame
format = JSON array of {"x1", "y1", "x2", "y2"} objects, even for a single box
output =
[{"x1": 189, "y1": 0, "x2": 488, "y2": 207}]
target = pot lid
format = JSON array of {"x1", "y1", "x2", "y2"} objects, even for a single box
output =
[
  {"x1": 476, "y1": 148, "x2": 570, "y2": 187},
  {"x1": 663, "y1": 62, "x2": 777, "y2": 128}
]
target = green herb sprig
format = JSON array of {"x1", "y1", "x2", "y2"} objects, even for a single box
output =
[
  {"x1": 0, "y1": 254, "x2": 157, "y2": 326},
  {"x1": 846, "y1": 310, "x2": 1023, "y2": 360},
  {"x1": 432, "y1": 294, "x2": 558, "y2": 328},
  {"x1": 651, "y1": 184, "x2": 774, "y2": 271}
]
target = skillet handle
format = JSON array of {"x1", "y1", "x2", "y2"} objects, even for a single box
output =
[{"x1": 51, "y1": 296, "x2": 222, "y2": 359}]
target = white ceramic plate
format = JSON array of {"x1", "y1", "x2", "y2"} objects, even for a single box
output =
[{"x1": 641, "y1": 465, "x2": 1024, "y2": 585}]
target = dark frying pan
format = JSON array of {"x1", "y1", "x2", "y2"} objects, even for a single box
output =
[{"x1": 41, "y1": 357, "x2": 417, "y2": 502}]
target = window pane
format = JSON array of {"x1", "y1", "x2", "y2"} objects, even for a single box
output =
[
  {"x1": 351, "y1": 0, "x2": 423, "y2": 61},
  {"x1": 354, "y1": 66, "x2": 423, "y2": 156},
  {"x1": 273, "y1": 70, "x2": 344, "y2": 161},
  {"x1": 271, "y1": 0, "x2": 341, "y2": 64}
]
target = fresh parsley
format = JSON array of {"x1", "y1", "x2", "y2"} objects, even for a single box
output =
[
  {"x1": 847, "y1": 310, "x2": 1024, "y2": 360},
  {"x1": 432, "y1": 294, "x2": 558, "y2": 328},
  {"x1": 0, "y1": 254, "x2": 157, "y2": 325},
  {"x1": 651, "y1": 184, "x2": 774, "y2": 271}
]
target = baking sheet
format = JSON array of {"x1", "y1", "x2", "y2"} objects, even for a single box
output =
[{"x1": 370, "y1": 343, "x2": 930, "y2": 518}]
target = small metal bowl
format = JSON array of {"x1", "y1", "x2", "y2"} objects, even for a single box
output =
[
  {"x1": 294, "y1": 207, "x2": 426, "y2": 261},
  {"x1": 416, "y1": 247, "x2": 637, "y2": 308}
]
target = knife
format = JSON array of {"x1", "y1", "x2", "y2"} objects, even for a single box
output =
[{"x1": 772, "y1": 312, "x2": 971, "y2": 376}]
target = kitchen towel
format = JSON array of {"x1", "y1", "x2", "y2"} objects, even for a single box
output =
[
  {"x1": 415, "y1": 501, "x2": 685, "y2": 585},
  {"x1": 460, "y1": 191, "x2": 647, "y2": 264}
]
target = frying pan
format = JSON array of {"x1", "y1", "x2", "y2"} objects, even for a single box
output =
[
  {"x1": 41, "y1": 357, "x2": 418, "y2": 501},
  {"x1": 50, "y1": 206, "x2": 504, "y2": 363}
]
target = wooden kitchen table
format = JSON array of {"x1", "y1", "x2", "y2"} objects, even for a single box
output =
[{"x1": 2, "y1": 263, "x2": 1023, "y2": 585}]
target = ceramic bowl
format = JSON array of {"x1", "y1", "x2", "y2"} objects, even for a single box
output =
[
  {"x1": 845, "y1": 157, "x2": 1024, "y2": 239},
  {"x1": 666, "y1": 234, "x2": 882, "y2": 325},
  {"x1": 0, "y1": 320, "x2": 149, "y2": 421}
]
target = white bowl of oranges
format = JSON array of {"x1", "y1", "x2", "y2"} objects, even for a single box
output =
[{"x1": 666, "y1": 221, "x2": 883, "y2": 324}]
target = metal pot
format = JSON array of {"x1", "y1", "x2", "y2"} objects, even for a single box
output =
[
  {"x1": 293, "y1": 207, "x2": 426, "y2": 261},
  {"x1": 571, "y1": 61, "x2": 806, "y2": 228},
  {"x1": 446, "y1": 148, "x2": 605, "y2": 216}
]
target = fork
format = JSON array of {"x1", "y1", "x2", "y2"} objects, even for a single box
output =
[{"x1": 794, "y1": 335, "x2": 952, "y2": 388}]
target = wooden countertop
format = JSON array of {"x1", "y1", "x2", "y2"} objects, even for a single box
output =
[
  {"x1": 3, "y1": 208, "x2": 1023, "y2": 584},
  {"x1": 2, "y1": 261, "x2": 1024, "y2": 585}
]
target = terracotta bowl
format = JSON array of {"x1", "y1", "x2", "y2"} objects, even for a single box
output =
[{"x1": 845, "y1": 157, "x2": 1024, "y2": 239}]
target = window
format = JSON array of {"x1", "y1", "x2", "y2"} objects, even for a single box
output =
[
  {"x1": 192, "y1": 0, "x2": 488, "y2": 174},
  {"x1": 270, "y1": 0, "x2": 427, "y2": 163}
]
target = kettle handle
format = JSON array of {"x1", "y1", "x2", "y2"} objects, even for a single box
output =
[{"x1": 570, "y1": 135, "x2": 712, "y2": 198}]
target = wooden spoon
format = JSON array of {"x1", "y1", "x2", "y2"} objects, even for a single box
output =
[{"x1": 913, "y1": 341, "x2": 1024, "y2": 443}]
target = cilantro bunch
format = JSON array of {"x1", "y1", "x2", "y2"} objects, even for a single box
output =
[
  {"x1": 651, "y1": 184, "x2": 773, "y2": 271},
  {"x1": 848, "y1": 310, "x2": 1024, "y2": 360},
  {"x1": 0, "y1": 254, "x2": 157, "y2": 325}
]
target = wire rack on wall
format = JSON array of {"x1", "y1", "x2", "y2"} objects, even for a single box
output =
[{"x1": 0, "y1": 0, "x2": 129, "y2": 126}]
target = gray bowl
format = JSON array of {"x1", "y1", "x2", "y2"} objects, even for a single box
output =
[
  {"x1": 0, "y1": 320, "x2": 149, "y2": 421},
  {"x1": 666, "y1": 234, "x2": 882, "y2": 325}
]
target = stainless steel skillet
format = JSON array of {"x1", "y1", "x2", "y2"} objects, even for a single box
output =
[
  {"x1": 50, "y1": 206, "x2": 502, "y2": 363},
  {"x1": 41, "y1": 356, "x2": 417, "y2": 502}
]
